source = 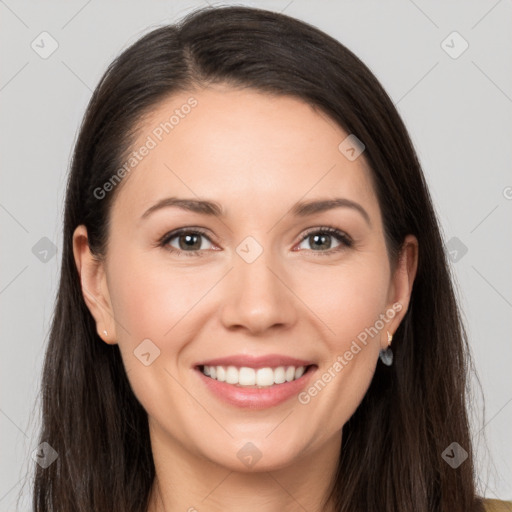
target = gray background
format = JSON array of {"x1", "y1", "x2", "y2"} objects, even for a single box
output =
[{"x1": 1, "y1": 0, "x2": 511, "y2": 509}]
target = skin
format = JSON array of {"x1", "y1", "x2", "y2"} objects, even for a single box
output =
[{"x1": 73, "y1": 85, "x2": 418, "y2": 512}]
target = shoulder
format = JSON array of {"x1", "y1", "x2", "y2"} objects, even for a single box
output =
[{"x1": 482, "y1": 498, "x2": 512, "y2": 512}]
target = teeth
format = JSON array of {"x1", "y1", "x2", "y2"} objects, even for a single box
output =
[
  {"x1": 256, "y1": 367, "x2": 274, "y2": 386},
  {"x1": 274, "y1": 366, "x2": 286, "y2": 384},
  {"x1": 225, "y1": 366, "x2": 238, "y2": 384},
  {"x1": 239, "y1": 366, "x2": 256, "y2": 386},
  {"x1": 200, "y1": 365, "x2": 309, "y2": 387}
]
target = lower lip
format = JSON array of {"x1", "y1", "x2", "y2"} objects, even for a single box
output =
[{"x1": 195, "y1": 366, "x2": 317, "y2": 409}]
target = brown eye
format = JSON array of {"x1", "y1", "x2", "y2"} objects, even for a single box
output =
[
  {"x1": 296, "y1": 227, "x2": 352, "y2": 254},
  {"x1": 160, "y1": 228, "x2": 214, "y2": 257}
]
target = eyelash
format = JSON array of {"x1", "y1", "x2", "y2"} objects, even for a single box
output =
[{"x1": 158, "y1": 226, "x2": 353, "y2": 258}]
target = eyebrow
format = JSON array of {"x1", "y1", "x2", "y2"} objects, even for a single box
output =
[{"x1": 140, "y1": 196, "x2": 371, "y2": 226}]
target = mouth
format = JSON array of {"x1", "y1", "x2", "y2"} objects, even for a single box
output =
[
  {"x1": 195, "y1": 363, "x2": 318, "y2": 389},
  {"x1": 192, "y1": 354, "x2": 319, "y2": 409}
]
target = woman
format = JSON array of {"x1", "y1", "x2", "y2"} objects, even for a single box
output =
[{"x1": 31, "y1": 5, "x2": 511, "y2": 512}]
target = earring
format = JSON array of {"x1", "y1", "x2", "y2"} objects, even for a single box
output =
[
  {"x1": 103, "y1": 329, "x2": 108, "y2": 337},
  {"x1": 379, "y1": 331, "x2": 393, "y2": 366}
]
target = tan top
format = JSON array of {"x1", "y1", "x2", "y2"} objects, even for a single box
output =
[{"x1": 483, "y1": 499, "x2": 512, "y2": 511}]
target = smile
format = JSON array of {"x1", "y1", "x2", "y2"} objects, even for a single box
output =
[
  {"x1": 195, "y1": 364, "x2": 318, "y2": 409},
  {"x1": 199, "y1": 364, "x2": 313, "y2": 388}
]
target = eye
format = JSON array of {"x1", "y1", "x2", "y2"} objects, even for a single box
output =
[
  {"x1": 295, "y1": 226, "x2": 352, "y2": 254},
  {"x1": 159, "y1": 228, "x2": 215, "y2": 257},
  {"x1": 158, "y1": 225, "x2": 353, "y2": 258}
]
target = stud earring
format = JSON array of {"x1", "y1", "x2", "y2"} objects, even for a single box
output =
[
  {"x1": 379, "y1": 331, "x2": 393, "y2": 366},
  {"x1": 103, "y1": 330, "x2": 108, "y2": 336}
]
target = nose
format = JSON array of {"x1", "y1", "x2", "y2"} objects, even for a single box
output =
[{"x1": 219, "y1": 243, "x2": 298, "y2": 335}]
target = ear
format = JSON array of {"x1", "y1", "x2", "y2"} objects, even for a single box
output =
[
  {"x1": 382, "y1": 234, "x2": 418, "y2": 348},
  {"x1": 72, "y1": 225, "x2": 118, "y2": 344}
]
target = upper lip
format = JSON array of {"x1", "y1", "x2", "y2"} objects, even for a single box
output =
[{"x1": 195, "y1": 354, "x2": 316, "y2": 370}]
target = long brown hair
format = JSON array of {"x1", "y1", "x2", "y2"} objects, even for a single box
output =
[{"x1": 30, "y1": 5, "x2": 485, "y2": 511}]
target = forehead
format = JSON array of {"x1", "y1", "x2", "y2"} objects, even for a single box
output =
[{"x1": 111, "y1": 86, "x2": 378, "y2": 224}]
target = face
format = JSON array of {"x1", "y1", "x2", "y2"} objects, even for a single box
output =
[{"x1": 74, "y1": 85, "x2": 417, "y2": 473}]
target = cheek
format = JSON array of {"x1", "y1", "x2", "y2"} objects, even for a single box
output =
[
  {"x1": 108, "y1": 249, "x2": 205, "y2": 341},
  {"x1": 106, "y1": 252, "x2": 200, "y2": 419},
  {"x1": 296, "y1": 263, "x2": 388, "y2": 430},
  {"x1": 340, "y1": 270, "x2": 389, "y2": 338},
  {"x1": 296, "y1": 257, "x2": 390, "y2": 340},
  {"x1": 327, "y1": 260, "x2": 389, "y2": 401}
]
